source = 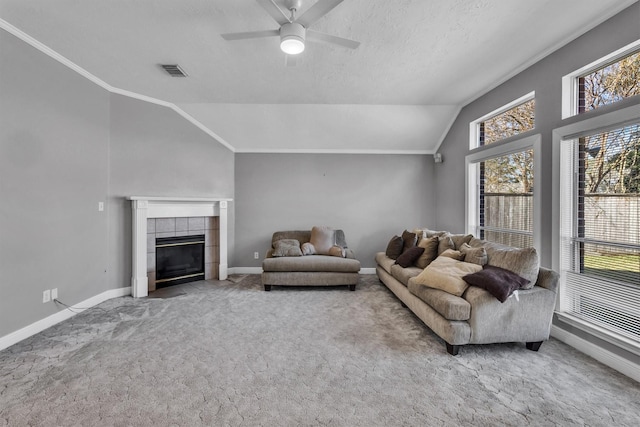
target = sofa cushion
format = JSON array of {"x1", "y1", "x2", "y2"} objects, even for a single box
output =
[
  {"x1": 439, "y1": 249, "x2": 464, "y2": 261},
  {"x1": 310, "y1": 226, "x2": 335, "y2": 255},
  {"x1": 401, "y1": 230, "x2": 418, "y2": 252},
  {"x1": 301, "y1": 242, "x2": 316, "y2": 255},
  {"x1": 272, "y1": 239, "x2": 303, "y2": 257},
  {"x1": 460, "y1": 243, "x2": 488, "y2": 266},
  {"x1": 463, "y1": 265, "x2": 528, "y2": 303},
  {"x1": 390, "y1": 264, "x2": 423, "y2": 286},
  {"x1": 263, "y1": 255, "x2": 361, "y2": 273},
  {"x1": 415, "y1": 236, "x2": 439, "y2": 268},
  {"x1": 328, "y1": 245, "x2": 346, "y2": 257},
  {"x1": 395, "y1": 246, "x2": 424, "y2": 268},
  {"x1": 272, "y1": 230, "x2": 311, "y2": 246},
  {"x1": 437, "y1": 235, "x2": 455, "y2": 255},
  {"x1": 411, "y1": 256, "x2": 482, "y2": 297},
  {"x1": 385, "y1": 235, "x2": 404, "y2": 260},
  {"x1": 408, "y1": 278, "x2": 471, "y2": 321},
  {"x1": 482, "y1": 242, "x2": 539, "y2": 289}
]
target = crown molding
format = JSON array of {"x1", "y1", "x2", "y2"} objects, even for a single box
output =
[{"x1": 0, "y1": 19, "x2": 236, "y2": 153}]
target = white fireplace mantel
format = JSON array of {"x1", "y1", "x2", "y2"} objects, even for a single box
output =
[{"x1": 128, "y1": 196, "x2": 232, "y2": 298}]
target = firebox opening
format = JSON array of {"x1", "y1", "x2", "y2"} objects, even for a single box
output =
[{"x1": 155, "y1": 234, "x2": 205, "y2": 288}]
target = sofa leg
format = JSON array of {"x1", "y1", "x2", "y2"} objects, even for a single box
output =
[
  {"x1": 349, "y1": 285, "x2": 356, "y2": 291},
  {"x1": 264, "y1": 285, "x2": 272, "y2": 292},
  {"x1": 526, "y1": 341, "x2": 543, "y2": 351},
  {"x1": 446, "y1": 343, "x2": 460, "y2": 356}
]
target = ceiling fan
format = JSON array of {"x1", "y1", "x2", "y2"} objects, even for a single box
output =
[{"x1": 221, "y1": 0, "x2": 360, "y2": 63}]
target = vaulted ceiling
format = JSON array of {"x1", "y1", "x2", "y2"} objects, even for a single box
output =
[{"x1": 0, "y1": 0, "x2": 636, "y2": 153}]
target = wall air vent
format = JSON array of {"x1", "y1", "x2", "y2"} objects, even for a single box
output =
[{"x1": 160, "y1": 64, "x2": 188, "y2": 77}]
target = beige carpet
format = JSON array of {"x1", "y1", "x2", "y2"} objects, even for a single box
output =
[{"x1": 1, "y1": 275, "x2": 639, "y2": 426}]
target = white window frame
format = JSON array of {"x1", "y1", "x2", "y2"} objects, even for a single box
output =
[
  {"x1": 466, "y1": 133, "x2": 542, "y2": 252},
  {"x1": 561, "y1": 39, "x2": 640, "y2": 119},
  {"x1": 469, "y1": 91, "x2": 535, "y2": 150},
  {"x1": 552, "y1": 104, "x2": 640, "y2": 355}
]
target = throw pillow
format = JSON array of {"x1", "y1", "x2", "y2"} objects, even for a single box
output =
[
  {"x1": 448, "y1": 233, "x2": 474, "y2": 249},
  {"x1": 328, "y1": 245, "x2": 345, "y2": 258},
  {"x1": 415, "y1": 236, "x2": 439, "y2": 268},
  {"x1": 460, "y1": 243, "x2": 488, "y2": 266},
  {"x1": 385, "y1": 235, "x2": 404, "y2": 260},
  {"x1": 439, "y1": 249, "x2": 464, "y2": 261},
  {"x1": 301, "y1": 242, "x2": 316, "y2": 255},
  {"x1": 437, "y1": 235, "x2": 455, "y2": 255},
  {"x1": 272, "y1": 239, "x2": 303, "y2": 257},
  {"x1": 401, "y1": 230, "x2": 417, "y2": 253},
  {"x1": 310, "y1": 226, "x2": 335, "y2": 255},
  {"x1": 412, "y1": 256, "x2": 482, "y2": 297},
  {"x1": 395, "y1": 246, "x2": 425, "y2": 268},
  {"x1": 463, "y1": 265, "x2": 529, "y2": 303},
  {"x1": 484, "y1": 243, "x2": 540, "y2": 289}
]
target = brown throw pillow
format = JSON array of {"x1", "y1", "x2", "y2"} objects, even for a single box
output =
[
  {"x1": 395, "y1": 246, "x2": 425, "y2": 268},
  {"x1": 463, "y1": 265, "x2": 529, "y2": 303},
  {"x1": 415, "y1": 236, "x2": 439, "y2": 268},
  {"x1": 401, "y1": 230, "x2": 417, "y2": 253},
  {"x1": 439, "y1": 249, "x2": 464, "y2": 261},
  {"x1": 328, "y1": 245, "x2": 345, "y2": 257},
  {"x1": 385, "y1": 235, "x2": 404, "y2": 260}
]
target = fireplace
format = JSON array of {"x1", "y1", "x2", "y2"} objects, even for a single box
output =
[
  {"x1": 128, "y1": 197, "x2": 231, "y2": 298},
  {"x1": 155, "y1": 234, "x2": 205, "y2": 288}
]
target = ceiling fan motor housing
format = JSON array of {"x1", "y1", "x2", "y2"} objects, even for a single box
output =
[{"x1": 280, "y1": 22, "x2": 306, "y2": 54}]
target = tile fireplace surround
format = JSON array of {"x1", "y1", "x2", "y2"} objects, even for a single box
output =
[{"x1": 128, "y1": 197, "x2": 231, "y2": 298}]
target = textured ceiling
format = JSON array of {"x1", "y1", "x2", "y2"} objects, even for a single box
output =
[{"x1": 0, "y1": 0, "x2": 636, "y2": 152}]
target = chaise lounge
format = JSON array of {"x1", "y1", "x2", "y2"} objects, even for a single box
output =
[{"x1": 262, "y1": 227, "x2": 361, "y2": 291}]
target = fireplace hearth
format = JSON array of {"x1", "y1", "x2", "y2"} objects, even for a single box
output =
[{"x1": 155, "y1": 234, "x2": 205, "y2": 288}]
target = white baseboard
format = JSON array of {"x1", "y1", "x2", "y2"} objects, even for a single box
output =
[
  {"x1": 551, "y1": 325, "x2": 640, "y2": 383},
  {"x1": 0, "y1": 287, "x2": 131, "y2": 352},
  {"x1": 229, "y1": 267, "x2": 377, "y2": 275},
  {"x1": 228, "y1": 267, "x2": 263, "y2": 275}
]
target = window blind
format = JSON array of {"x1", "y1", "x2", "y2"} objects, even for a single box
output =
[{"x1": 559, "y1": 123, "x2": 640, "y2": 346}]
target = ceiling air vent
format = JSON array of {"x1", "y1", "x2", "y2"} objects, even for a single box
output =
[{"x1": 160, "y1": 64, "x2": 188, "y2": 77}]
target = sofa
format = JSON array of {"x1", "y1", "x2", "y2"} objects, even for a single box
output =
[
  {"x1": 262, "y1": 228, "x2": 361, "y2": 291},
  {"x1": 376, "y1": 228, "x2": 558, "y2": 355}
]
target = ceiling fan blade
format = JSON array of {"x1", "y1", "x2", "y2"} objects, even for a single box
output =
[
  {"x1": 221, "y1": 29, "x2": 280, "y2": 41},
  {"x1": 306, "y1": 30, "x2": 360, "y2": 49},
  {"x1": 296, "y1": 0, "x2": 344, "y2": 28},
  {"x1": 255, "y1": 0, "x2": 291, "y2": 26}
]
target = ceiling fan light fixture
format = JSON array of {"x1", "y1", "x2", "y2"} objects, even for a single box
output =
[{"x1": 280, "y1": 22, "x2": 305, "y2": 55}]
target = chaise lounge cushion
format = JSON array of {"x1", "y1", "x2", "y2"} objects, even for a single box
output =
[{"x1": 262, "y1": 255, "x2": 361, "y2": 273}]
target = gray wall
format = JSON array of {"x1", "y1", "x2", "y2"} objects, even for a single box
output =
[
  {"x1": 235, "y1": 153, "x2": 436, "y2": 269},
  {"x1": 0, "y1": 30, "x2": 110, "y2": 337},
  {"x1": 0, "y1": 29, "x2": 235, "y2": 339},
  {"x1": 433, "y1": 4, "x2": 639, "y2": 362},
  {"x1": 107, "y1": 94, "x2": 235, "y2": 290}
]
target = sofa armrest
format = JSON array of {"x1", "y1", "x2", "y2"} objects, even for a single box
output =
[
  {"x1": 265, "y1": 248, "x2": 274, "y2": 259},
  {"x1": 535, "y1": 267, "x2": 559, "y2": 293}
]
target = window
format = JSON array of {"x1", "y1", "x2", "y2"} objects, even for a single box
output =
[
  {"x1": 470, "y1": 92, "x2": 535, "y2": 149},
  {"x1": 579, "y1": 51, "x2": 640, "y2": 113},
  {"x1": 558, "y1": 123, "x2": 640, "y2": 346},
  {"x1": 562, "y1": 39, "x2": 640, "y2": 118},
  {"x1": 467, "y1": 134, "x2": 540, "y2": 250}
]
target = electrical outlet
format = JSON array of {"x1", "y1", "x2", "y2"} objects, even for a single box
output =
[
  {"x1": 98, "y1": 202, "x2": 104, "y2": 212},
  {"x1": 43, "y1": 290, "x2": 51, "y2": 303},
  {"x1": 254, "y1": 251, "x2": 259, "y2": 259},
  {"x1": 51, "y1": 288, "x2": 58, "y2": 300}
]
